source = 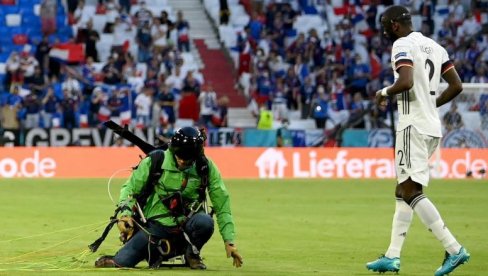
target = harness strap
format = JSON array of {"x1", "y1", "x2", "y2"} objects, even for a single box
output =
[{"x1": 89, "y1": 206, "x2": 123, "y2": 252}]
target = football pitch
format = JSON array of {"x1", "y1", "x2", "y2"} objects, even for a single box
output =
[{"x1": 0, "y1": 178, "x2": 487, "y2": 275}]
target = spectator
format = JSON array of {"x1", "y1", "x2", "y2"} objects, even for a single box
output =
[
  {"x1": 219, "y1": 0, "x2": 230, "y2": 25},
  {"x1": 0, "y1": 86, "x2": 22, "y2": 130},
  {"x1": 276, "y1": 118, "x2": 292, "y2": 147},
  {"x1": 256, "y1": 103, "x2": 273, "y2": 130},
  {"x1": 157, "y1": 84, "x2": 176, "y2": 125},
  {"x1": 25, "y1": 66, "x2": 48, "y2": 96},
  {"x1": 458, "y1": 13, "x2": 481, "y2": 38},
  {"x1": 73, "y1": 0, "x2": 90, "y2": 28},
  {"x1": 134, "y1": 1, "x2": 153, "y2": 29},
  {"x1": 470, "y1": 66, "x2": 488, "y2": 83},
  {"x1": 175, "y1": 10, "x2": 191, "y2": 52},
  {"x1": 298, "y1": 77, "x2": 315, "y2": 119},
  {"x1": 182, "y1": 71, "x2": 201, "y2": 95},
  {"x1": 151, "y1": 17, "x2": 168, "y2": 52},
  {"x1": 19, "y1": 49, "x2": 40, "y2": 79},
  {"x1": 165, "y1": 66, "x2": 185, "y2": 97},
  {"x1": 311, "y1": 87, "x2": 329, "y2": 129},
  {"x1": 41, "y1": 87, "x2": 59, "y2": 128},
  {"x1": 134, "y1": 87, "x2": 153, "y2": 127},
  {"x1": 443, "y1": 103, "x2": 464, "y2": 132},
  {"x1": 102, "y1": 56, "x2": 122, "y2": 84},
  {"x1": 23, "y1": 93, "x2": 41, "y2": 129},
  {"x1": 119, "y1": 0, "x2": 131, "y2": 14},
  {"x1": 40, "y1": 0, "x2": 57, "y2": 35},
  {"x1": 350, "y1": 54, "x2": 371, "y2": 98},
  {"x1": 107, "y1": 89, "x2": 124, "y2": 124},
  {"x1": 34, "y1": 36, "x2": 51, "y2": 74},
  {"x1": 160, "y1": 11, "x2": 174, "y2": 39},
  {"x1": 79, "y1": 20, "x2": 101, "y2": 62},
  {"x1": 136, "y1": 21, "x2": 153, "y2": 62},
  {"x1": 60, "y1": 88, "x2": 79, "y2": 129},
  {"x1": 213, "y1": 96, "x2": 229, "y2": 127},
  {"x1": 112, "y1": 16, "x2": 133, "y2": 54},
  {"x1": 198, "y1": 83, "x2": 217, "y2": 127},
  {"x1": 61, "y1": 73, "x2": 82, "y2": 96},
  {"x1": 90, "y1": 87, "x2": 106, "y2": 127},
  {"x1": 348, "y1": 92, "x2": 367, "y2": 129},
  {"x1": 271, "y1": 78, "x2": 288, "y2": 121}
]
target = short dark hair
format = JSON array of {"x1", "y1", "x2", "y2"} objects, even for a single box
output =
[{"x1": 383, "y1": 5, "x2": 412, "y2": 27}]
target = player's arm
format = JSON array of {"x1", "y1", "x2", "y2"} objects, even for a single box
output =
[
  {"x1": 383, "y1": 66, "x2": 414, "y2": 96},
  {"x1": 436, "y1": 65, "x2": 463, "y2": 107},
  {"x1": 376, "y1": 66, "x2": 413, "y2": 107}
]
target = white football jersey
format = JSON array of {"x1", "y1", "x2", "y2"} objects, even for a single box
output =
[{"x1": 391, "y1": 32, "x2": 454, "y2": 137}]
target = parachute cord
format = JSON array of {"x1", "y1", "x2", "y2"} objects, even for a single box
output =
[
  {"x1": 107, "y1": 168, "x2": 132, "y2": 204},
  {"x1": 0, "y1": 220, "x2": 107, "y2": 243},
  {"x1": 5, "y1": 222, "x2": 107, "y2": 262}
]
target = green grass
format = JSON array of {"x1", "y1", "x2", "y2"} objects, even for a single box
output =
[{"x1": 0, "y1": 178, "x2": 487, "y2": 275}]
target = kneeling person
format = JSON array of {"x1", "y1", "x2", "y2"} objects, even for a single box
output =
[{"x1": 95, "y1": 127, "x2": 243, "y2": 269}]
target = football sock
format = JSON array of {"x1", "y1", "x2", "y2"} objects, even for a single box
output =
[
  {"x1": 385, "y1": 198, "x2": 413, "y2": 258},
  {"x1": 412, "y1": 195, "x2": 462, "y2": 255}
]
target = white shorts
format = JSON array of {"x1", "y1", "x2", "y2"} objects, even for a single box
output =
[{"x1": 395, "y1": 126, "x2": 440, "y2": 186}]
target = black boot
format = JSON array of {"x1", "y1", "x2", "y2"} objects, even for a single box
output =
[{"x1": 184, "y1": 246, "x2": 206, "y2": 270}]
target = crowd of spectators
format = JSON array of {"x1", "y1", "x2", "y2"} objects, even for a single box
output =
[
  {"x1": 234, "y1": 0, "x2": 488, "y2": 135},
  {"x1": 0, "y1": 0, "x2": 229, "y2": 134}
]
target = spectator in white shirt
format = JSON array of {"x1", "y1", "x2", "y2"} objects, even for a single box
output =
[
  {"x1": 459, "y1": 13, "x2": 481, "y2": 37},
  {"x1": 61, "y1": 73, "x2": 81, "y2": 95},
  {"x1": 198, "y1": 83, "x2": 217, "y2": 127},
  {"x1": 165, "y1": 65, "x2": 185, "y2": 97},
  {"x1": 134, "y1": 87, "x2": 153, "y2": 127}
]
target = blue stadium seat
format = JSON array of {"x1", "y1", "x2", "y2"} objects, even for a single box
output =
[
  {"x1": 19, "y1": 6, "x2": 35, "y2": 16},
  {"x1": 2, "y1": 6, "x2": 19, "y2": 14},
  {"x1": 0, "y1": 52, "x2": 10, "y2": 62},
  {"x1": 56, "y1": 15, "x2": 66, "y2": 27},
  {"x1": 18, "y1": 0, "x2": 41, "y2": 6},
  {"x1": 0, "y1": 92, "x2": 10, "y2": 106},
  {"x1": 25, "y1": 27, "x2": 42, "y2": 37},
  {"x1": 22, "y1": 14, "x2": 41, "y2": 26},
  {"x1": 9, "y1": 26, "x2": 25, "y2": 35},
  {"x1": 58, "y1": 25, "x2": 73, "y2": 37}
]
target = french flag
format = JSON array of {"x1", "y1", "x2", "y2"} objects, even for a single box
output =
[
  {"x1": 49, "y1": 43, "x2": 85, "y2": 64},
  {"x1": 98, "y1": 106, "x2": 111, "y2": 122},
  {"x1": 120, "y1": 110, "x2": 132, "y2": 126},
  {"x1": 79, "y1": 113, "x2": 89, "y2": 128}
]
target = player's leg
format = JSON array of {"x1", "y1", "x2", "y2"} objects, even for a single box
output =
[
  {"x1": 366, "y1": 128, "x2": 412, "y2": 273},
  {"x1": 398, "y1": 129, "x2": 469, "y2": 275},
  {"x1": 385, "y1": 185, "x2": 413, "y2": 259}
]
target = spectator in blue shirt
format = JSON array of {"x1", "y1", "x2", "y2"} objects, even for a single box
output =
[
  {"x1": 42, "y1": 87, "x2": 59, "y2": 128},
  {"x1": 311, "y1": 87, "x2": 329, "y2": 129}
]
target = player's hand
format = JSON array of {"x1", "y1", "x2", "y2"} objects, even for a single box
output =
[
  {"x1": 375, "y1": 89, "x2": 388, "y2": 110},
  {"x1": 117, "y1": 215, "x2": 134, "y2": 243},
  {"x1": 225, "y1": 242, "x2": 243, "y2": 268}
]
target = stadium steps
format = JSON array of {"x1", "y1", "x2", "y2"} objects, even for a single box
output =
[
  {"x1": 193, "y1": 39, "x2": 247, "y2": 108},
  {"x1": 227, "y1": 108, "x2": 256, "y2": 128},
  {"x1": 168, "y1": 0, "x2": 247, "y2": 108}
]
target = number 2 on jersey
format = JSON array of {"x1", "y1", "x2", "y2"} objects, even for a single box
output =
[
  {"x1": 425, "y1": 59, "x2": 436, "y2": 96},
  {"x1": 397, "y1": 150, "x2": 405, "y2": 166}
]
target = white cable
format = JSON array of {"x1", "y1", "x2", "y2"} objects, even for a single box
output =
[{"x1": 107, "y1": 168, "x2": 132, "y2": 204}]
